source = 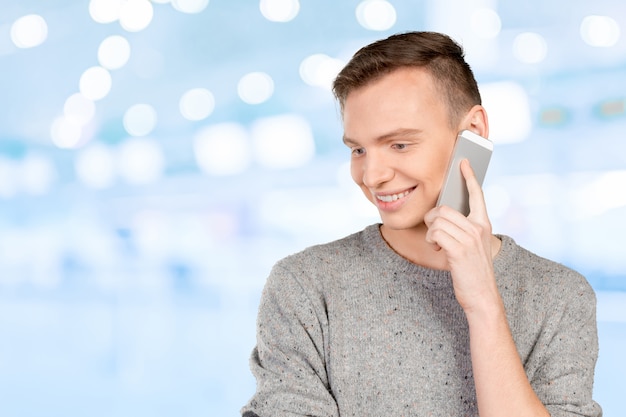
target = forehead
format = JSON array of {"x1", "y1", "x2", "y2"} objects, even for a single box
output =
[
  {"x1": 344, "y1": 67, "x2": 442, "y2": 109},
  {"x1": 342, "y1": 67, "x2": 449, "y2": 137}
]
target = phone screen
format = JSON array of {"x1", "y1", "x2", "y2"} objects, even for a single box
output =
[{"x1": 435, "y1": 130, "x2": 493, "y2": 216}]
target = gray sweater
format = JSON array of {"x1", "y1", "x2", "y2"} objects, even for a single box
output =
[{"x1": 242, "y1": 224, "x2": 601, "y2": 417}]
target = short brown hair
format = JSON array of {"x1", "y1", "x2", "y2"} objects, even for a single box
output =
[{"x1": 332, "y1": 31, "x2": 481, "y2": 127}]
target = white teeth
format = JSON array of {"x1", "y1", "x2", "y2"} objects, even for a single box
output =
[{"x1": 376, "y1": 190, "x2": 410, "y2": 202}]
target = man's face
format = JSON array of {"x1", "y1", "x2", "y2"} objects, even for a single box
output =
[{"x1": 342, "y1": 67, "x2": 458, "y2": 231}]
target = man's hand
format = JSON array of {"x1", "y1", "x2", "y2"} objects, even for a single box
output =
[
  {"x1": 424, "y1": 159, "x2": 549, "y2": 417},
  {"x1": 423, "y1": 158, "x2": 499, "y2": 314}
]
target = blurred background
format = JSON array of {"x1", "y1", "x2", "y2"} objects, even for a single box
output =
[{"x1": 0, "y1": 0, "x2": 624, "y2": 415}]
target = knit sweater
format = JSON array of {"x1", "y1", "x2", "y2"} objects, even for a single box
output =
[{"x1": 242, "y1": 224, "x2": 602, "y2": 417}]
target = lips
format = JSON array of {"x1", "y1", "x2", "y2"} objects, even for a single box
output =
[{"x1": 375, "y1": 187, "x2": 415, "y2": 203}]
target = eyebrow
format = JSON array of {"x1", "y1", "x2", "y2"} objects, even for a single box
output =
[{"x1": 342, "y1": 128, "x2": 423, "y2": 146}]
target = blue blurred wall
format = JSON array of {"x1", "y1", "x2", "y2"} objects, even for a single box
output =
[{"x1": 0, "y1": 1, "x2": 625, "y2": 416}]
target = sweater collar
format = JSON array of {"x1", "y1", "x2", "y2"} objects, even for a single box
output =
[{"x1": 362, "y1": 223, "x2": 516, "y2": 286}]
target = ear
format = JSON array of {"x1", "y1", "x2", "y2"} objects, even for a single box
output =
[{"x1": 459, "y1": 105, "x2": 489, "y2": 138}]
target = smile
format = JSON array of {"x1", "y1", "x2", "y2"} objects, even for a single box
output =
[{"x1": 376, "y1": 188, "x2": 413, "y2": 203}]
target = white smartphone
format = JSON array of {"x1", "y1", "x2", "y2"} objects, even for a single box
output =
[{"x1": 436, "y1": 130, "x2": 493, "y2": 216}]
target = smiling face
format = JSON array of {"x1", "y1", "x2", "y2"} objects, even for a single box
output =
[{"x1": 342, "y1": 67, "x2": 459, "y2": 232}]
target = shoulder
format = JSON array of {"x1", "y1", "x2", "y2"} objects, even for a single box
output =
[
  {"x1": 274, "y1": 225, "x2": 376, "y2": 274},
  {"x1": 495, "y1": 235, "x2": 596, "y2": 301},
  {"x1": 265, "y1": 224, "x2": 379, "y2": 292}
]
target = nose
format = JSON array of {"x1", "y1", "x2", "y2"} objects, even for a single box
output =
[{"x1": 361, "y1": 151, "x2": 394, "y2": 188}]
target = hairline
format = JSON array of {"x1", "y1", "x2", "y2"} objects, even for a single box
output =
[{"x1": 336, "y1": 64, "x2": 466, "y2": 130}]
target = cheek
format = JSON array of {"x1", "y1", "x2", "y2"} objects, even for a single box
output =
[
  {"x1": 428, "y1": 143, "x2": 455, "y2": 184},
  {"x1": 434, "y1": 159, "x2": 450, "y2": 185},
  {"x1": 405, "y1": 152, "x2": 450, "y2": 194}
]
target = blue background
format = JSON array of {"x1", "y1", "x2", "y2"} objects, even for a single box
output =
[{"x1": 0, "y1": 0, "x2": 625, "y2": 416}]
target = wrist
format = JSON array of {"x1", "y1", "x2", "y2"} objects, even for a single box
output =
[{"x1": 464, "y1": 295, "x2": 507, "y2": 329}]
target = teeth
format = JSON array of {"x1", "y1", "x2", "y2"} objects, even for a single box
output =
[{"x1": 377, "y1": 190, "x2": 410, "y2": 203}]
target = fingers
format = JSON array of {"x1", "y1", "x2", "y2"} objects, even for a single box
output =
[
  {"x1": 460, "y1": 159, "x2": 487, "y2": 221},
  {"x1": 424, "y1": 205, "x2": 470, "y2": 249},
  {"x1": 426, "y1": 159, "x2": 492, "y2": 255}
]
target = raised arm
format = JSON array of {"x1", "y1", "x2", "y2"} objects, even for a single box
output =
[{"x1": 424, "y1": 159, "x2": 563, "y2": 417}]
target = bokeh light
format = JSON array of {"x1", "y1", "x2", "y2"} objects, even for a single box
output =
[
  {"x1": 193, "y1": 123, "x2": 252, "y2": 176},
  {"x1": 470, "y1": 8, "x2": 501, "y2": 39},
  {"x1": 64, "y1": 93, "x2": 96, "y2": 126},
  {"x1": 260, "y1": 0, "x2": 300, "y2": 22},
  {"x1": 10, "y1": 14, "x2": 48, "y2": 49},
  {"x1": 238, "y1": 72, "x2": 274, "y2": 104},
  {"x1": 79, "y1": 66, "x2": 112, "y2": 101},
  {"x1": 571, "y1": 170, "x2": 626, "y2": 218},
  {"x1": 98, "y1": 35, "x2": 131, "y2": 70},
  {"x1": 20, "y1": 153, "x2": 57, "y2": 195},
  {"x1": 118, "y1": 138, "x2": 165, "y2": 185},
  {"x1": 89, "y1": 0, "x2": 123, "y2": 24},
  {"x1": 50, "y1": 116, "x2": 83, "y2": 149},
  {"x1": 480, "y1": 81, "x2": 532, "y2": 144},
  {"x1": 513, "y1": 32, "x2": 548, "y2": 64},
  {"x1": 356, "y1": 0, "x2": 397, "y2": 31},
  {"x1": 300, "y1": 54, "x2": 345, "y2": 90},
  {"x1": 123, "y1": 104, "x2": 158, "y2": 136},
  {"x1": 179, "y1": 88, "x2": 215, "y2": 121},
  {"x1": 172, "y1": 0, "x2": 210, "y2": 14},
  {"x1": 75, "y1": 144, "x2": 116, "y2": 189},
  {"x1": 251, "y1": 114, "x2": 315, "y2": 169},
  {"x1": 580, "y1": 15, "x2": 621, "y2": 47},
  {"x1": 119, "y1": 0, "x2": 154, "y2": 32}
]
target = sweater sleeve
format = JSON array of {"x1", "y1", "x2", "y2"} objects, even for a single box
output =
[
  {"x1": 528, "y1": 273, "x2": 602, "y2": 417},
  {"x1": 241, "y1": 260, "x2": 339, "y2": 417}
]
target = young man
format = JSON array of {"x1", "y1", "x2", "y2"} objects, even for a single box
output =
[{"x1": 242, "y1": 32, "x2": 601, "y2": 417}]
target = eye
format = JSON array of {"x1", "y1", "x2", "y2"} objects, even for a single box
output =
[
  {"x1": 392, "y1": 143, "x2": 408, "y2": 150},
  {"x1": 351, "y1": 147, "x2": 365, "y2": 156}
]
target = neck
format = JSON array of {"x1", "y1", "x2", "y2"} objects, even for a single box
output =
[
  {"x1": 379, "y1": 223, "x2": 501, "y2": 270},
  {"x1": 380, "y1": 223, "x2": 449, "y2": 270}
]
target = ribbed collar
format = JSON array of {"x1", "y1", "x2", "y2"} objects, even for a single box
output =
[{"x1": 361, "y1": 223, "x2": 517, "y2": 289}]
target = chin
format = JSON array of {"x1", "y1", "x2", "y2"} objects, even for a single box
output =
[{"x1": 380, "y1": 215, "x2": 424, "y2": 231}]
